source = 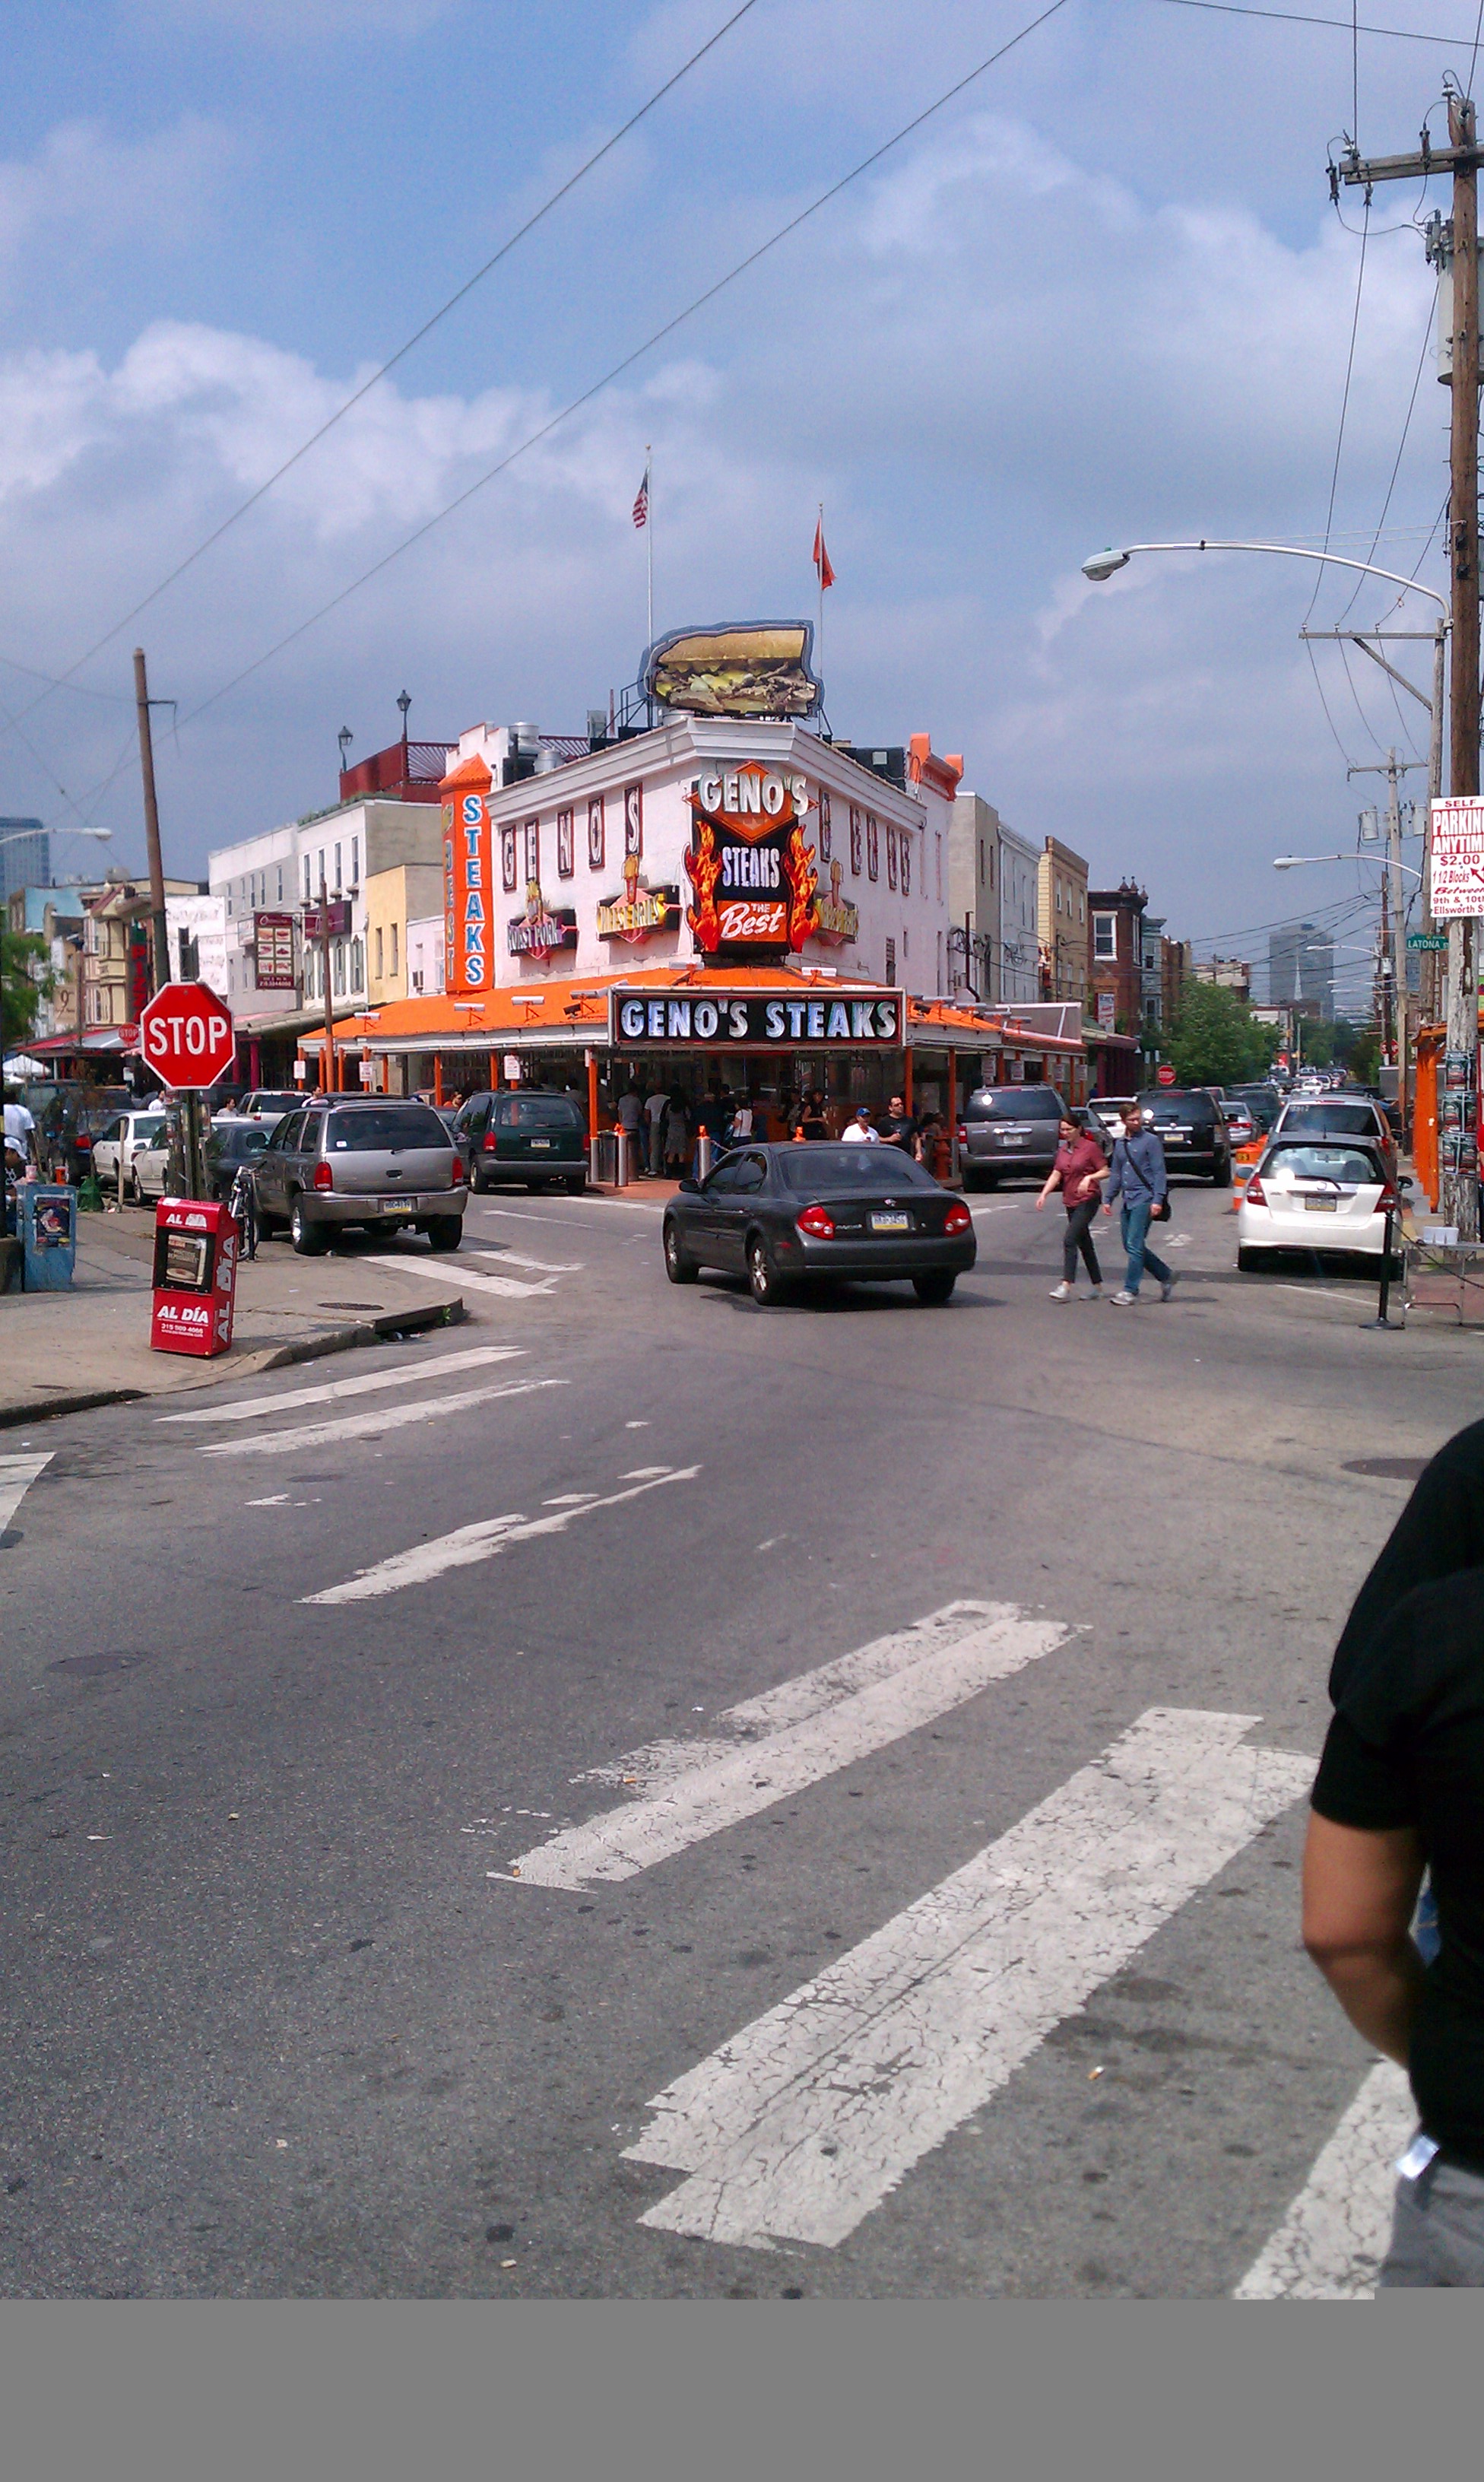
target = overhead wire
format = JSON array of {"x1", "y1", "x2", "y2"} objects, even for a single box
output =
[
  {"x1": 1151, "y1": 2, "x2": 1482, "y2": 49},
  {"x1": 1304, "y1": 195, "x2": 1369, "y2": 627},
  {"x1": 174, "y1": 0, "x2": 1074, "y2": 730},
  {"x1": 3, "y1": 0, "x2": 766, "y2": 734}
]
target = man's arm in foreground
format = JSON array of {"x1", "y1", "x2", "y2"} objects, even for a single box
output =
[{"x1": 1302, "y1": 1811, "x2": 1428, "y2": 2067}]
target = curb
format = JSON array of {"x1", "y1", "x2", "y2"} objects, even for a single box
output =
[{"x1": 0, "y1": 1294, "x2": 467, "y2": 1429}]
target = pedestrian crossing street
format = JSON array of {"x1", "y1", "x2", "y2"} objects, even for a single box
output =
[{"x1": 487, "y1": 1601, "x2": 1412, "y2": 2291}]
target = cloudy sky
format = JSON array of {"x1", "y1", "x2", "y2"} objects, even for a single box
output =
[{"x1": 2, "y1": 0, "x2": 1476, "y2": 998}]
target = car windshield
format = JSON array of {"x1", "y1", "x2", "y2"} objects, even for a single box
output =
[
  {"x1": 1263, "y1": 1144, "x2": 1384, "y2": 1184},
  {"x1": 1280, "y1": 1104, "x2": 1378, "y2": 1137},
  {"x1": 325, "y1": 1108, "x2": 449, "y2": 1151},
  {"x1": 775, "y1": 1147, "x2": 937, "y2": 1195},
  {"x1": 493, "y1": 1096, "x2": 581, "y2": 1129},
  {"x1": 964, "y1": 1087, "x2": 1061, "y2": 1119},
  {"x1": 210, "y1": 1125, "x2": 269, "y2": 1159},
  {"x1": 249, "y1": 1093, "x2": 301, "y2": 1113}
]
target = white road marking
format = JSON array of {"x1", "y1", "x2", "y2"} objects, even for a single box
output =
[
  {"x1": 302, "y1": 1464, "x2": 701, "y2": 1603},
  {"x1": 623, "y1": 1708, "x2": 1311, "y2": 2250},
  {"x1": 508, "y1": 1601, "x2": 1067, "y2": 1891},
  {"x1": 158, "y1": 1345, "x2": 523, "y2": 1423},
  {"x1": 245, "y1": 1493, "x2": 290, "y2": 1506},
  {"x1": 362, "y1": 1255, "x2": 558, "y2": 1300},
  {"x1": 1232, "y1": 2061, "x2": 1414, "y2": 2299},
  {"x1": 468, "y1": 1206, "x2": 602, "y2": 1230},
  {"x1": 464, "y1": 1248, "x2": 584, "y2": 1275},
  {"x1": 197, "y1": 1376, "x2": 566, "y2": 1457},
  {"x1": 0, "y1": 1452, "x2": 52, "y2": 1534}
]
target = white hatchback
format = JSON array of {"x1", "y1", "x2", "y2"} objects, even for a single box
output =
[
  {"x1": 1236, "y1": 1139, "x2": 1400, "y2": 1272},
  {"x1": 90, "y1": 1108, "x2": 167, "y2": 1199}
]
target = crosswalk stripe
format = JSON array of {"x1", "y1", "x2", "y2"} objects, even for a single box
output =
[
  {"x1": 301, "y1": 1462, "x2": 701, "y2": 1603},
  {"x1": 509, "y1": 1602, "x2": 1068, "y2": 1890},
  {"x1": 196, "y1": 1376, "x2": 566, "y2": 1457},
  {"x1": 362, "y1": 1255, "x2": 557, "y2": 1300},
  {"x1": 464, "y1": 1249, "x2": 584, "y2": 1275},
  {"x1": 1232, "y1": 2061, "x2": 1413, "y2": 2299},
  {"x1": 157, "y1": 1346, "x2": 523, "y2": 1424},
  {"x1": 623, "y1": 1707, "x2": 1311, "y2": 2252},
  {"x1": 0, "y1": 1452, "x2": 52, "y2": 1535}
]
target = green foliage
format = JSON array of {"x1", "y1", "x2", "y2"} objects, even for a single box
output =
[
  {"x1": 1167, "y1": 981, "x2": 1276, "y2": 1087},
  {"x1": 1, "y1": 928, "x2": 54, "y2": 1052},
  {"x1": 1349, "y1": 1028, "x2": 1381, "y2": 1085}
]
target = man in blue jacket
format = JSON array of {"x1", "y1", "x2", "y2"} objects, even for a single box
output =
[{"x1": 1102, "y1": 1098, "x2": 1177, "y2": 1306}]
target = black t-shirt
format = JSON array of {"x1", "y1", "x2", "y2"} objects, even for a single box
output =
[
  {"x1": 1330, "y1": 1416, "x2": 1484, "y2": 1700},
  {"x1": 1313, "y1": 1565, "x2": 1484, "y2": 2169}
]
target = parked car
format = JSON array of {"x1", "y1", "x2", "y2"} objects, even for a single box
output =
[
  {"x1": 30, "y1": 1084, "x2": 139, "y2": 1183},
  {"x1": 662, "y1": 1141, "x2": 975, "y2": 1304},
  {"x1": 252, "y1": 1099, "x2": 468, "y2": 1254},
  {"x1": 90, "y1": 1108, "x2": 168, "y2": 1199},
  {"x1": 452, "y1": 1089, "x2": 588, "y2": 1195},
  {"x1": 1270, "y1": 1095, "x2": 1397, "y2": 1185},
  {"x1": 1133, "y1": 1087, "x2": 1232, "y2": 1185},
  {"x1": 956, "y1": 1083, "x2": 1068, "y2": 1190},
  {"x1": 1220, "y1": 1099, "x2": 1258, "y2": 1147},
  {"x1": 1236, "y1": 1138, "x2": 1402, "y2": 1272},
  {"x1": 220, "y1": 1089, "x2": 304, "y2": 1126},
  {"x1": 204, "y1": 1119, "x2": 274, "y2": 1204},
  {"x1": 1226, "y1": 1083, "x2": 1283, "y2": 1135}
]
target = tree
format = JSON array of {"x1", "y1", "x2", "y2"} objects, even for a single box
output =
[
  {"x1": 1167, "y1": 982, "x2": 1276, "y2": 1087},
  {"x1": 1, "y1": 929, "x2": 54, "y2": 1053}
]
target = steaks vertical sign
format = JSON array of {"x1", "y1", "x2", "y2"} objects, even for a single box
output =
[
  {"x1": 442, "y1": 754, "x2": 493, "y2": 991},
  {"x1": 684, "y1": 761, "x2": 819, "y2": 962}
]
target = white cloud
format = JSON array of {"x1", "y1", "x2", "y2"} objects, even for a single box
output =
[{"x1": 0, "y1": 118, "x2": 235, "y2": 300}]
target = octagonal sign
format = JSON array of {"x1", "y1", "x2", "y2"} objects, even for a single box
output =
[{"x1": 138, "y1": 981, "x2": 236, "y2": 1091}]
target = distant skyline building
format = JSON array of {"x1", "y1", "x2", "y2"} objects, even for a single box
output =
[
  {"x1": 0, "y1": 818, "x2": 48, "y2": 902},
  {"x1": 1268, "y1": 921, "x2": 1333, "y2": 1020}
]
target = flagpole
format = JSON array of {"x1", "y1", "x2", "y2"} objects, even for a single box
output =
[
  {"x1": 646, "y1": 442, "x2": 654, "y2": 652},
  {"x1": 817, "y1": 500, "x2": 824, "y2": 683}
]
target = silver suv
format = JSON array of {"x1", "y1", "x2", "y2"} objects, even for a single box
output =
[
  {"x1": 253, "y1": 1100, "x2": 468, "y2": 1256},
  {"x1": 958, "y1": 1084, "x2": 1068, "y2": 1190}
]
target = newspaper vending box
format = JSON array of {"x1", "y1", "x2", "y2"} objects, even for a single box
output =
[{"x1": 151, "y1": 1197, "x2": 239, "y2": 1357}]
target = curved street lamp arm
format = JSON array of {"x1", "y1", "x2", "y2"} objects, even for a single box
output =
[{"x1": 1086, "y1": 541, "x2": 1448, "y2": 618}]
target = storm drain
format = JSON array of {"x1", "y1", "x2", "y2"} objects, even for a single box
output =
[{"x1": 49, "y1": 1651, "x2": 151, "y2": 1678}]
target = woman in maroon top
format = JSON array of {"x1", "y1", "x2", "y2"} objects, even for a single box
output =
[{"x1": 1035, "y1": 1115, "x2": 1108, "y2": 1300}]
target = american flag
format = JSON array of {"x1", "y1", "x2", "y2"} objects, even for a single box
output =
[{"x1": 632, "y1": 463, "x2": 650, "y2": 529}]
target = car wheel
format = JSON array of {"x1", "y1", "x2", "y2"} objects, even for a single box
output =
[
  {"x1": 978, "y1": 1172, "x2": 997, "y2": 1193},
  {"x1": 747, "y1": 1234, "x2": 786, "y2": 1305},
  {"x1": 663, "y1": 1219, "x2": 697, "y2": 1284},
  {"x1": 1212, "y1": 1156, "x2": 1232, "y2": 1189},
  {"x1": 289, "y1": 1198, "x2": 328, "y2": 1256},
  {"x1": 425, "y1": 1216, "x2": 463, "y2": 1252},
  {"x1": 912, "y1": 1272, "x2": 956, "y2": 1304}
]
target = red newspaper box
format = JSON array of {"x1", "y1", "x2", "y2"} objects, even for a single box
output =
[{"x1": 151, "y1": 1197, "x2": 239, "y2": 1357}]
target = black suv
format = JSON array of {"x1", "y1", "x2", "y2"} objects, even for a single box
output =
[
  {"x1": 958, "y1": 1083, "x2": 1067, "y2": 1190},
  {"x1": 1134, "y1": 1088, "x2": 1232, "y2": 1185},
  {"x1": 454, "y1": 1089, "x2": 588, "y2": 1195}
]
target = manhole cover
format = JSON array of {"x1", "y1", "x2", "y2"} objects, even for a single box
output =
[
  {"x1": 1343, "y1": 1457, "x2": 1429, "y2": 1481},
  {"x1": 318, "y1": 1302, "x2": 385, "y2": 1311},
  {"x1": 48, "y1": 1651, "x2": 151, "y2": 1678}
]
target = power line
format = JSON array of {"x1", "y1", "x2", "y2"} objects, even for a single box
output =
[
  {"x1": 5, "y1": 0, "x2": 765, "y2": 734},
  {"x1": 1305, "y1": 195, "x2": 1369, "y2": 625},
  {"x1": 176, "y1": 0, "x2": 1073, "y2": 729},
  {"x1": 1153, "y1": 1, "x2": 1482, "y2": 49},
  {"x1": 1335, "y1": 294, "x2": 1434, "y2": 622}
]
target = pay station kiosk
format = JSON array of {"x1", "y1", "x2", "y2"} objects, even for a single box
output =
[{"x1": 151, "y1": 1197, "x2": 239, "y2": 1358}]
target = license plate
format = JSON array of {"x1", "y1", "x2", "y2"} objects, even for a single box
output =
[
  {"x1": 529, "y1": 1138, "x2": 551, "y2": 1151},
  {"x1": 382, "y1": 1196, "x2": 415, "y2": 1214},
  {"x1": 1304, "y1": 1196, "x2": 1339, "y2": 1213},
  {"x1": 870, "y1": 1211, "x2": 911, "y2": 1233},
  {"x1": 1000, "y1": 1135, "x2": 1026, "y2": 1147},
  {"x1": 1162, "y1": 1131, "x2": 1187, "y2": 1144}
]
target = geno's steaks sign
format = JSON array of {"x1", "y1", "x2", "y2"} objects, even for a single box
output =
[{"x1": 610, "y1": 989, "x2": 904, "y2": 1049}]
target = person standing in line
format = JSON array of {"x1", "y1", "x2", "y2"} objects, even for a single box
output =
[
  {"x1": 842, "y1": 1105, "x2": 880, "y2": 1144},
  {"x1": 644, "y1": 1079, "x2": 667, "y2": 1176},
  {"x1": 1035, "y1": 1112, "x2": 1108, "y2": 1300},
  {"x1": 883, "y1": 1093, "x2": 918, "y2": 1154},
  {"x1": 730, "y1": 1091, "x2": 755, "y2": 1143},
  {"x1": 1102, "y1": 1097, "x2": 1176, "y2": 1305},
  {"x1": 661, "y1": 1090, "x2": 690, "y2": 1177}
]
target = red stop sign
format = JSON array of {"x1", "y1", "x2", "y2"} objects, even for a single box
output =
[
  {"x1": 1156, "y1": 1062, "x2": 1176, "y2": 1087},
  {"x1": 138, "y1": 981, "x2": 236, "y2": 1090}
]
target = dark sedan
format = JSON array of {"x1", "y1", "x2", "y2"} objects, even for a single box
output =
[{"x1": 662, "y1": 1142, "x2": 976, "y2": 1305}]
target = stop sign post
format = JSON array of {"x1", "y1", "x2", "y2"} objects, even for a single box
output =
[{"x1": 138, "y1": 982, "x2": 235, "y2": 1200}]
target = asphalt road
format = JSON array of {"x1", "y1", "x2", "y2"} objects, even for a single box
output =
[{"x1": 2, "y1": 1170, "x2": 1479, "y2": 2298}]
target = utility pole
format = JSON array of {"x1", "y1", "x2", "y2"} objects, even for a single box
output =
[
  {"x1": 133, "y1": 648, "x2": 170, "y2": 999},
  {"x1": 1349, "y1": 747, "x2": 1422, "y2": 1106},
  {"x1": 318, "y1": 874, "x2": 336, "y2": 1095},
  {"x1": 1339, "y1": 89, "x2": 1481, "y2": 1233}
]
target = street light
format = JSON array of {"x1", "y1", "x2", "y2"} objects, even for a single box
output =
[
  {"x1": 1273, "y1": 853, "x2": 1424, "y2": 878},
  {"x1": 1081, "y1": 540, "x2": 1448, "y2": 614}
]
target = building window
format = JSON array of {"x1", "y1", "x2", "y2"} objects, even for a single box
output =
[
  {"x1": 867, "y1": 814, "x2": 879, "y2": 881},
  {"x1": 304, "y1": 855, "x2": 312, "y2": 903},
  {"x1": 334, "y1": 843, "x2": 342, "y2": 893},
  {"x1": 390, "y1": 922, "x2": 398, "y2": 978},
  {"x1": 556, "y1": 808, "x2": 574, "y2": 878},
  {"x1": 849, "y1": 807, "x2": 862, "y2": 877},
  {"x1": 316, "y1": 850, "x2": 325, "y2": 897},
  {"x1": 1092, "y1": 913, "x2": 1116, "y2": 961},
  {"x1": 935, "y1": 835, "x2": 943, "y2": 902},
  {"x1": 884, "y1": 936, "x2": 896, "y2": 986},
  {"x1": 375, "y1": 927, "x2": 384, "y2": 981},
  {"x1": 333, "y1": 940, "x2": 346, "y2": 997},
  {"x1": 936, "y1": 930, "x2": 943, "y2": 990},
  {"x1": 276, "y1": 865, "x2": 284, "y2": 903},
  {"x1": 350, "y1": 936, "x2": 363, "y2": 992},
  {"x1": 350, "y1": 836, "x2": 359, "y2": 887},
  {"x1": 901, "y1": 836, "x2": 911, "y2": 899}
]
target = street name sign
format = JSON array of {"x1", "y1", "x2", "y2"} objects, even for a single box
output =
[
  {"x1": 1429, "y1": 797, "x2": 1484, "y2": 919},
  {"x1": 1408, "y1": 932, "x2": 1448, "y2": 951},
  {"x1": 138, "y1": 982, "x2": 236, "y2": 1090}
]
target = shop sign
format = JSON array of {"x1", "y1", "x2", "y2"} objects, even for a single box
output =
[
  {"x1": 813, "y1": 858, "x2": 859, "y2": 948},
  {"x1": 642, "y1": 619, "x2": 821, "y2": 719},
  {"x1": 597, "y1": 852, "x2": 680, "y2": 943},
  {"x1": 1430, "y1": 797, "x2": 1484, "y2": 919},
  {"x1": 1096, "y1": 992, "x2": 1115, "y2": 1030},
  {"x1": 254, "y1": 911, "x2": 296, "y2": 991},
  {"x1": 302, "y1": 900, "x2": 351, "y2": 940},
  {"x1": 508, "y1": 881, "x2": 577, "y2": 960},
  {"x1": 610, "y1": 989, "x2": 903, "y2": 1049},
  {"x1": 444, "y1": 760, "x2": 493, "y2": 992},
  {"x1": 685, "y1": 762, "x2": 819, "y2": 958}
]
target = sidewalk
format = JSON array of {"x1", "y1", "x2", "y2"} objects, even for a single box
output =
[{"x1": 0, "y1": 1204, "x2": 466, "y2": 1427}]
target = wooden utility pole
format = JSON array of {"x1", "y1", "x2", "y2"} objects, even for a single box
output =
[
  {"x1": 319, "y1": 874, "x2": 336, "y2": 1094},
  {"x1": 133, "y1": 647, "x2": 170, "y2": 998},
  {"x1": 1340, "y1": 91, "x2": 1481, "y2": 1231}
]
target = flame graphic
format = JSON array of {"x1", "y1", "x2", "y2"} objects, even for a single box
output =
[
  {"x1": 685, "y1": 810, "x2": 723, "y2": 952},
  {"x1": 783, "y1": 823, "x2": 820, "y2": 951}
]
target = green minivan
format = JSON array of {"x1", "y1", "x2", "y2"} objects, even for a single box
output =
[{"x1": 455, "y1": 1089, "x2": 588, "y2": 1195}]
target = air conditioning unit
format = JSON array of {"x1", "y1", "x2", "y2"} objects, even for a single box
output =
[{"x1": 411, "y1": 970, "x2": 423, "y2": 992}]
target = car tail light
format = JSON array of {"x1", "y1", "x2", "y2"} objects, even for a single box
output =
[
  {"x1": 1377, "y1": 1185, "x2": 1400, "y2": 1213},
  {"x1": 796, "y1": 1204, "x2": 836, "y2": 1239},
  {"x1": 956, "y1": 1125, "x2": 968, "y2": 1146},
  {"x1": 482, "y1": 1131, "x2": 497, "y2": 1151},
  {"x1": 313, "y1": 1160, "x2": 334, "y2": 1191},
  {"x1": 943, "y1": 1201, "x2": 972, "y2": 1235},
  {"x1": 1245, "y1": 1173, "x2": 1267, "y2": 1206}
]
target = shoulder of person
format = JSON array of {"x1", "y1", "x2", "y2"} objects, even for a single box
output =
[{"x1": 1338, "y1": 1567, "x2": 1484, "y2": 1743}]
